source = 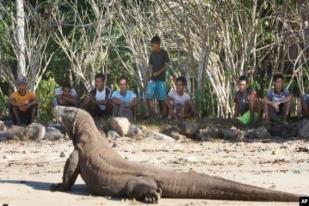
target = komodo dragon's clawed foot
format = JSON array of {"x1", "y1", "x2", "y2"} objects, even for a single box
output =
[
  {"x1": 143, "y1": 188, "x2": 161, "y2": 203},
  {"x1": 125, "y1": 177, "x2": 162, "y2": 203}
]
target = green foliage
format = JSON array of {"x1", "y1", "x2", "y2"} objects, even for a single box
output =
[
  {"x1": 36, "y1": 73, "x2": 58, "y2": 124},
  {"x1": 0, "y1": 88, "x2": 9, "y2": 116}
]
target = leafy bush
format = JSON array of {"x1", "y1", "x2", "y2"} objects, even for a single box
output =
[
  {"x1": 0, "y1": 88, "x2": 9, "y2": 116},
  {"x1": 36, "y1": 73, "x2": 58, "y2": 124}
]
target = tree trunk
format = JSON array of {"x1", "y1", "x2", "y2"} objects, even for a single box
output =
[{"x1": 15, "y1": 0, "x2": 26, "y2": 77}]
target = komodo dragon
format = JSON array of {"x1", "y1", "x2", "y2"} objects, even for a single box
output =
[{"x1": 50, "y1": 106, "x2": 300, "y2": 203}]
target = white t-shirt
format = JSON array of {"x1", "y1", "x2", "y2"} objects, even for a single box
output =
[
  {"x1": 95, "y1": 88, "x2": 111, "y2": 110},
  {"x1": 55, "y1": 87, "x2": 77, "y2": 96},
  {"x1": 168, "y1": 90, "x2": 191, "y2": 107}
]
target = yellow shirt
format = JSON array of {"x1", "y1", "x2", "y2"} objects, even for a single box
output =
[{"x1": 10, "y1": 91, "x2": 36, "y2": 111}]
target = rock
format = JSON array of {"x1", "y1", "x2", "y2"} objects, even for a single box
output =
[
  {"x1": 0, "y1": 132, "x2": 8, "y2": 141},
  {"x1": 280, "y1": 123, "x2": 298, "y2": 138},
  {"x1": 246, "y1": 126, "x2": 271, "y2": 139},
  {"x1": 0, "y1": 121, "x2": 7, "y2": 132},
  {"x1": 268, "y1": 123, "x2": 298, "y2": 138},
  {"x1": 48, "y1": 123, "x2": 65, "y2": 133},
  {"x1": 60, "y1": 151, "x2": 67, "y2": 158},
  {"x1": 2, "y1": 154, "x2": 12, "y2": 160},
  {"x1": 44, "y1": 127, "x2": 64, "y2": 141},
  {"x1": 170, "y1": 131, "x2": 185, "y2": 140},
  {"x1": 24, "y1": 123, "x2": 46, "y2": 141},
  {"x1": 218, "y1": 128, "x2": 240, "y2": 140},
  {"x1": 127, "y1": 125, "x2": 143, "y2": 138},
  {"x1": 107, "y1": 130, "x2": 121, "y2": 139},
  {"x1": 111, "y1": 117, "x2": 131, "y2": 136},
  {"x1": 140, "y1": 125, "x2": 147, "y2": 131},
  {"x1": 295, "y1": 147, "x2": 309, "y2": 153},
  {"x1": 198, "y1": 127, "x2": 219, "y2": 140},
  {"x1": 6, "y1": 125, "x2": 26, "y2": 140},
  {"x1": 179, "y1": 121, "x2": 199, "y2": 138},
  {"x1": 146, "y1": 131, "x2": 175, "y2": 142},
  {"x1": 298, "y1": 119, "x2": 309, "y2": 138},
  {"x1": 181, "y1": 156, "x2": 197, "y2": 163}
]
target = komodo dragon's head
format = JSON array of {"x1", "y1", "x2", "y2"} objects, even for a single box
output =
[{"x1": 52, "y1": 106, "x2": 79, "y2": 140}]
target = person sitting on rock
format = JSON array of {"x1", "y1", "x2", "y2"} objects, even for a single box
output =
[
  {"x1": 234, "y1": 75, "x2": 260, "y2": 125},
  {"x1": 54, "y1": 82, "x2": 79, "y2": 107},
  {"x1": 301, "y1": 93, "x2": 309, "y2": 118},
  {"x1": 9, "y1": 76, "x2": 38, "y2": 125},
  {"x1": 111, "y1": 77, "x2": 137, "y2": 121},
  {"x1": 83, "y1": 73, "x2": 112, "y2": 117},
  {"x1": 163, "y1": 76, "x2": 197, "y2": 119},
  {"x1": 263, "y1": 73, "x2": 292, "y2": 123}
]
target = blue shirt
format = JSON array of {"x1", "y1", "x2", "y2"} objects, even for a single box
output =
[
  {"x1": 111, "y1": 90, "x2": 136, "y2": 104},
  {"x1": 303, "y1": 93, "x2": 309, "y2": 104},
  {"x1": 267, "y1": 88, "x2": 289, "y2": 103}
]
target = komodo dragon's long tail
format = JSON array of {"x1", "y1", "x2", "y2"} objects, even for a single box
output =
[{"x1": 159, "y1": 172, "x2": 299, "y2": 201}]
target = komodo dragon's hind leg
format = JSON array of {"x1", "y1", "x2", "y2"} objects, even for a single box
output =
[
  {"x1": 50, "y1": 149, "x2": 79, "y2": 191},
  {"x1": 125, "y1": 176, "x2": 162, "y2": 203}
]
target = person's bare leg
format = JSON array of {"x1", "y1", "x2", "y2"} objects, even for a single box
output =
[
  {"x1": 113, "y1": 104, "x2": 119, "y2": 117},
  {"x1": 163, "y1": 100, "x2": 172, "y2": 119},
  {"x1": 183, "y1": 103, "x2": 191, "y2": 118},
  {"x1": 12, "y1": 106, "x2": 21, "y2": 125},
  {"x1": 263, "y1": 103, "x2": 270, "y2": 122},
  {"x1": 146, "y1": 99, "x2": 155, "y2": 116},
  {"x1": 249, "y1": 96, "x2": 259, "y2": 122},
  {"x1": 301, "y1": 99, "x2": 309, "y2": 118},
  {"x1": 184, "y1": 101, "x2": 196, "y2": 118},
  {"x1": 30, "y1": 105, "x2": 37, "y2": 123},
  {"x1": 158, "y1": 100, "x2": 165, "y2": 116},
  {"x1": 283, "y1": 101, "x2": 291, "y2": 121},
  {"x1": 129, "y1": 105, "x2": 137, "y2": 122}
]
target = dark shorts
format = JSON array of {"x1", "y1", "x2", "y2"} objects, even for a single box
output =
[
  {"x1": 303, "y1": 94, "x2": 309, "y2": 105},
  {"x1": 269, "y1": 103, "x2": 286, "y2": 121},
  {"x1": 10, "y1": 106, "x2": 36, "y2": 125}
]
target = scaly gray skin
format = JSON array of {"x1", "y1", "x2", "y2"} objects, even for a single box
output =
[{"x1": 50, "y1": 106, "x2": 300, "y2": 203}]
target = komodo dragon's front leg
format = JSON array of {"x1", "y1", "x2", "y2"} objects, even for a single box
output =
[
  {"x1": 50, "y1": 149, "x2": 79, "y2": 191},
  {"x1": 125, "y1": 176, "x2": 162, "y2": 203}
]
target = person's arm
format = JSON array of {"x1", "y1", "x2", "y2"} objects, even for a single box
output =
[
  {"x1": 278, "y1": 94, "x2": 292, "y2": 104},
  {"x1": 153, "y1": 51, "x2": 170, "y2": 77},
  {"x1": 62, "y1": 95, "x2": 79, "y2": 105},
  {"x1": 185, "y1": 99, "x2": 197, "y2": 117},
  {"x1": 9, "y1": 96, "x2": 19, "y2": 107},
  {"x1": 112, "y1": 97, "x2": 122, "y2": 105},
  {"x1": 27, "y1": 96, "x2": 38, "y2": 109},
  {"x1": 248, "y1": 92, "x2": 258, "y2": 122},
  {"x1": 129, "y1": 97, "x2": 137, "y2": 109},
  {"x1": 153, "y1": 65, "x2": 166, "y2": 77},
  {"x1": 234, "y1": 95, "x2": 239, "y2": 117}
]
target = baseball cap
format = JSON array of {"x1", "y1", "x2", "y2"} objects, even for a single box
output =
[{"x1": 16, "y1": 76, "x2": 28, "y2": 84}]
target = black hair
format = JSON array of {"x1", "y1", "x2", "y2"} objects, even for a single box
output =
[
  {"x1": 95, "y1": 73, "x2": 105, "y2": 81},
  {"x1": 150, "y1": 35, "x2": 161, "y2": 44},
  {"x1": 119, "y1": 76, "x2": 127, "y2": 83},
  {"x1": 273, "y1": 73, "x2": 284, "y2": 81},
  {"x1": 238, "y1": 75, "x2": 248, "y2": 83},
  {"x1": 61, "y1": 82, "x2": 72, "y2": 90},
  {"x1": 175, "y1": 76, "x2": 187, "y2": 86}
]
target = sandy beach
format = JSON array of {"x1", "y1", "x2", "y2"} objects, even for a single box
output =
[{"x1": 1, "y1": 132, "x2": 308, "y2": 206}]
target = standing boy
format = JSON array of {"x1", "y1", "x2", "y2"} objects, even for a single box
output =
[{"x1": 145, "y1": 35, "x2": 170, "y2": 117}]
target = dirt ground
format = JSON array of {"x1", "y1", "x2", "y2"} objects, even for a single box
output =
[{"x1": 1, "y1": 133, "x2": 308, "y2": 206}]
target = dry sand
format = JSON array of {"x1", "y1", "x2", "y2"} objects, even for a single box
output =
[{"x1": 1, "y1": 134, "x2": 308, "y2": 206}]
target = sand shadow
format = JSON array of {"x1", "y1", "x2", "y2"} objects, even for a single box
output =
[{"x1": 0, "y1": 180, "x2": 89, "y2": 196}]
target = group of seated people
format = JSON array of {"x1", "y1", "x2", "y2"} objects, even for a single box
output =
[
  {"x1": 234, "y1": 73, "x2": 309, "y2": 124},
  {"x1": 5, "y1": 72, "x2": 309, "y2": 126}
]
